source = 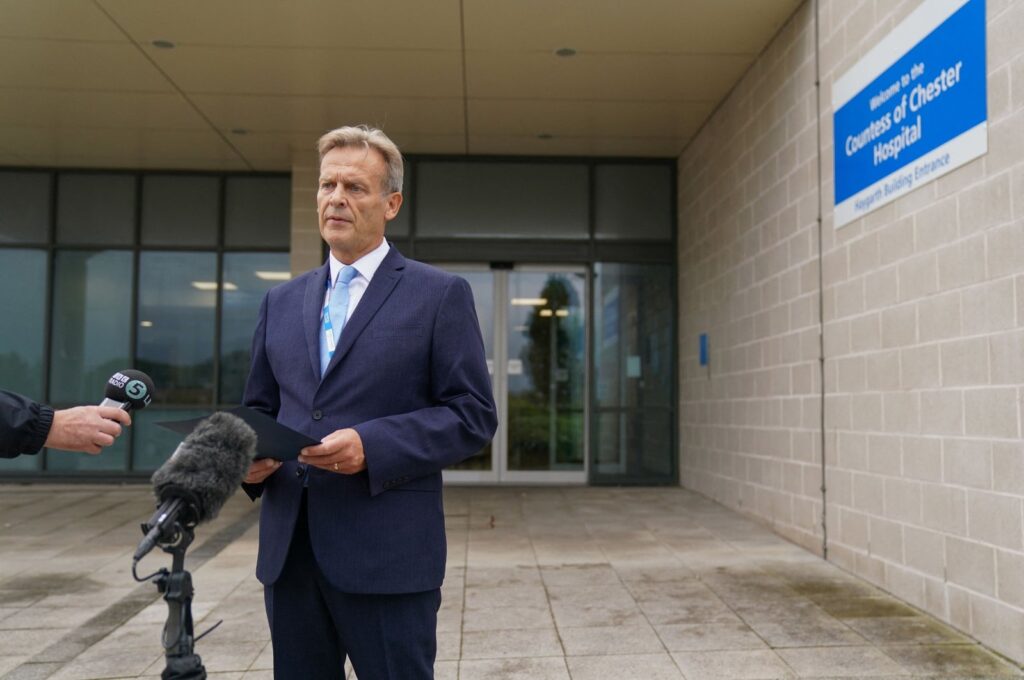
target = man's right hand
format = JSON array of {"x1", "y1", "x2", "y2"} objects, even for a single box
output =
[{"x1": 244, "y1": 458, "x2": 282, "y2": 484}]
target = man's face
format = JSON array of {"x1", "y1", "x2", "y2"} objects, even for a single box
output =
[{"x1": 317, "y1": 145, "x2": 402, "y2": 263}]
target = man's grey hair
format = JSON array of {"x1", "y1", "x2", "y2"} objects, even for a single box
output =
[{"x1": 316, "y1": 125, "x2": 404, "y2": 194}]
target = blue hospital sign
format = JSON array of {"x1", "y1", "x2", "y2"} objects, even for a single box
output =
[{"x1": 832, "y1": 0, "x2": 987, "y2": 228}]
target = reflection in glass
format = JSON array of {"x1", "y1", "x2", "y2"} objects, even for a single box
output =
[
  {"x1": 133, "y1": 408, "x2": 212, "y2": 471},
  {"x1": 142, "y1": 175, "x2": 220, "y2": 246},
  {"x1": 47, "y1": 435, "x2": 128, "y2": 472},
  {"x1": 417, "y1": 162, "x2": 589, "y2": 239},
  {"x1": 57, "y1": 173, "x2": 136, "y2": 245},
  {"x1": 0, "y1": 171, "x2": 51, "y2": 243},
  {"x1": 592, "y1": 263, "x2": 674, "y2": 481},
  {"x1": 0, "y1": 249, "x2": 47, "y2": 472},
  {"x1": 224, "y1": 177, "x2": 290, "y2": 248},
  {"x1": 50, "y1": 251, "x2": 133, "y2": 405},
  {"x1": 507, "y1": 271, "x2": 585, "y2": 471},
  {"x1": 220, "y1": 253, "x2": 290, "y2": 405},
  {"x1": 446, "y1": 270, "x2": 495, "y2": 471},
  {"x1": 594, "y1": 164, "x2": 673, "y2": 241},
  {"x1": 0, "y1": 249, "x2": 47, "y2": 397},
  {"x1": 137, "y1": 252, "x2": 217, "y2": 405}
]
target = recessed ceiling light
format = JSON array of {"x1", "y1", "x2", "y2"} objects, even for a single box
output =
[
  {"x1": 255, "y1": 271, "x2": 291, "y2": 281},
  {"x1": 192, "y1": 281, "x2": 238, "y2": 291},
  {"x1": 152, "y1": 40, "x2": 175, "y2": 49},
  {"x1": 554, "y1": 47, "x2": 577, "y2": 57}
]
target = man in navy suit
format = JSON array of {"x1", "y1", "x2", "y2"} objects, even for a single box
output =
[{"x1": 241, "y1": 125, "x2": 497, "y2": 680}]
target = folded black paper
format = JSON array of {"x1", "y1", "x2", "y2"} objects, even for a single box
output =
[{"x1": 157, "y1": 406, "x2": 318, "y2": 460}]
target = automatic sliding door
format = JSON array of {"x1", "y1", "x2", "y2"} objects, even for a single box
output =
[
  {"x1": 442, "y1": 265, "x2": 587, "y2": 485},
  {"x1": 503, "y1": 268, "x2": 586, "y2": 482}
]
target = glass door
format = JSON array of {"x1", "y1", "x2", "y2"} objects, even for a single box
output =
[{"x1": 444, "y1": 265, "x2": 588, "y2": 484}]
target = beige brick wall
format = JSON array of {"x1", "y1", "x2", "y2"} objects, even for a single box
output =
[
  {"x1": 678, "y1": 0, "x2": 1024, "y2": 663},
  {"x1": 678, "y1": 0, "x2": 824, "y2": 556}
]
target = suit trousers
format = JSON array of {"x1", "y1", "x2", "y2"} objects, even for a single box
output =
[{"x1": 264, "y1": 492, "x2": 440, "y2": 680}]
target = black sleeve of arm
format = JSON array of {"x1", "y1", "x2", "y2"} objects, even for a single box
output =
[{"x1": 0, "y1": 390, "x2": 54, "y2": 458}]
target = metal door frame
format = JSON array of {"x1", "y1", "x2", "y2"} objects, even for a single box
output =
[{"x1": 442, "y1": 263, "x2": 588, "y2": 486}]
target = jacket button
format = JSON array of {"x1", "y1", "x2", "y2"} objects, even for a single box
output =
[
  {"x1": 295, "y1": 466, "x2": 306, "y2": 478},
  {"x1": 312, "y1": 410, "x2": 322, "y2": 420}
]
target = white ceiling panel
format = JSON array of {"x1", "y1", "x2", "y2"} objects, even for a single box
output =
[
  {"x1": 0, "y1": 1, "x2": 800, "y2": 167},
  {"x1": 467, "y1": 134, "x2": 687, "y2": 157},
  {"x1": 192, "y1": 94, "x2": 466, "y2": 137},
  {"x1": 147, "y1": 45, "x2": 464, "y2": 98},
  {"x1": 465, "y1": 50, "x2": 751, "y2": 102},
  {"x1": 232, "y1": 131, "x2": 471, "y2": 170},
  {"x1": 0, "y1": 0, "x2": 124, "y2": 42},
  {"x1": 0, "y1": 89, "x2": 206, "y2": 130},
  {"x1": 98, "y1": 0, "x2": 463, "y2": 51},
  {"x1": 1, "y1": 126, "x2": 243, "y2": 169},
  {"x1": 0, "y1": 39, "x2": 169, "y2": 92},
  {"x1": 467, "y1": 98, "x2": 714, "y2": 139},
  {"x1": 463, "y1": 0, "x2": 801, "y2": 54}
]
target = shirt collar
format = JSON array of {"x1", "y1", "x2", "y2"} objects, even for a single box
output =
[{"x1": 328, "y1": 239, "x2": 390, "y2": 286}]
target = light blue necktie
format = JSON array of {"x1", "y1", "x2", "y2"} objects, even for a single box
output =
[{"x1": 320, "y1": 265, "x2": 357, "y2": 376}]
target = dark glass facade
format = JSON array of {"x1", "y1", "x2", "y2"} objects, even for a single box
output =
[
  {"x1": 0, "y1": 157, "x2": 676, "y2": 484},
  {"x1": 0, "y1": 169, "x2": 289, "y2": 476}
]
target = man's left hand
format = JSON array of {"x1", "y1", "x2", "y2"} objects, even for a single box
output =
[{"x1": 299, "y1": 428, "x2": 366, "y2": 474}]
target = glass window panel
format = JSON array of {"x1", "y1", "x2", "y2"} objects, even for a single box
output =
[
  {"x1": 132, "y1": 408, "x2": 212, "y2": 471},
  {"x1": 137, "y1": 252, "x2": 217, "y2": 405},
  {"x1": 446, "y1": 269, "x2": 494, "y2": 471},
  {"x1": 220, "y1": 252, "x2": 291, "y2": 405},
  {"x1": 417, "y1": 162, "x2": 588, "y2": 239},
  {"x1": 224, "y1": 176, "x2": 290, "y2": 248},
  {"x1": 0, "y1": 249, "x2": 47, "y2": 473},
  {"x1": 49, "y1": 251, "x2": 134, "y2": 405},
  {"x1": 0, "y1": 249, "x2": 47, "y2": 397},
  {"x1": 142, "y1": 175, "x2": 219, "y2": 246},
  {"x1": 0, "y1": 171, "x2": 51, "y2": 244},
  {"x1": 46, "y1": 435, "x2": 128, "y2": 472},
  {"x1": 507, "y1": 270, "x2": 586, "y2": 471},
  {"x1": 57, "y1": 173, "x2": 136, "y2": 245},
  {"x1": 592, "y1": 263, "x2": 674, "y2": 481},
  {"x1": 594, "y1": 164, "x2": 672, "y2": 241}
]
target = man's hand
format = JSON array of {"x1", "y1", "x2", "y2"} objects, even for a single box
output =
[
  {"x1": 45, "y1": 405, "x2": 132, "y2": 454},
  {"x1": 244, "y1": 458, "x2": 282, "y2": 484},
  {"x1": 299, "y1": 428, "x2": 366, "y2": 474}
]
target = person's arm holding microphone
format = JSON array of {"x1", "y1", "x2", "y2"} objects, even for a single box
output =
[{"x1": 0, "y1": 370, "x2": 153, "y2": 458}]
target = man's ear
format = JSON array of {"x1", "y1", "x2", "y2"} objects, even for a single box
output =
[{"x1": 384, "y1": 192, "x2": 403, "y2": 221}]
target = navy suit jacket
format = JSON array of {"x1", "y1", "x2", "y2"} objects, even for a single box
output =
[{"x1": 242, "y1": 247, "x2": 496, "y2": 594}]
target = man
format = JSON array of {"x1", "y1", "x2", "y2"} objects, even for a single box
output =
[
  {"x1": 241, "y1": 125, "x2": 496, "y2": 680},
  {"x1": 0, "y1": 390, "x2": 132, "y2": 457}
]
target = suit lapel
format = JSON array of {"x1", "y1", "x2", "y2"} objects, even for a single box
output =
[
  {"x1": 323, "y1": 247, "x2": 406, "y2": 377},
  {"x1": 304, "y1": 262, "x2": 330, "y2": 382}
]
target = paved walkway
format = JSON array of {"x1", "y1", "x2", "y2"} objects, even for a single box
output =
[{"x1": 0, "y1": 484, "x2": 1021, "y2": 680}]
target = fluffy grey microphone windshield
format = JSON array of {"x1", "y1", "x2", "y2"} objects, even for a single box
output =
[{"x1": 151, "y1": 412, "x2": 257, "y2": 523}]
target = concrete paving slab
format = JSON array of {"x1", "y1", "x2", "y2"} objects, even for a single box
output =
[{"x1": 0, "y1": 484, "x2": 1021, "y2": 680}]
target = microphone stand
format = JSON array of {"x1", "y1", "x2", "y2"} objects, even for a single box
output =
[{"x1": 135, "y1": 517, "x2": 208, "y2": 680}]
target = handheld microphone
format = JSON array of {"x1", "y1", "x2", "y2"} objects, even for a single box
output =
[
  {"x1": 101, "y1": 369, "x2": 155, "y2": 411},
  {"x1": 134, "y1": 412, "x2": 257, "y2": 562}
]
